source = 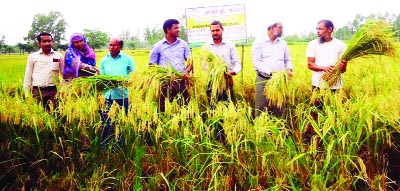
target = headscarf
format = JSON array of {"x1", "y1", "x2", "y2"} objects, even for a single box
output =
[{"x1": 63, "y1": 33, "x2": 96, "y2": 79}]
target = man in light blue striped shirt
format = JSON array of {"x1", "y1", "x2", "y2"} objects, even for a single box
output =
[
  {"x1": 203, "y1": 20, "x2": 242, "y2": 104},
  {"x1": 203, "y1": 20, "x2": 242, "y2": 143},
  {"x1": 252, "y1": 21, "x2": 293, "y2": 118}
]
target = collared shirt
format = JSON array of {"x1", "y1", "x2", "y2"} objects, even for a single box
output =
[
  {"x1": 204, "y1": 40, "x2": 242, "y2": 74},
  {"x1": 23, "y1": 48, "x2": 64, "y2": 90},
  {"x1": 100, "y1": 51, "x2": 135, "y2": 99},
  {"x1": 251, "y1": 37, "x2": 293, "y2": 77},
  {"x1": 149, "y1": 38, "x2": 191, "y2": 73},
  {"x1": 306, "y1": 38, "x2": 347, "y2": 89}
]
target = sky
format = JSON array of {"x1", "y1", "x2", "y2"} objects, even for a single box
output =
[{"x1": 1, "y1": 0, "x2": 399, "y2": 45}]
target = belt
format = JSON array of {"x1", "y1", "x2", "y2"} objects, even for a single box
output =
[
  {"x1": 256, "y1": 71, "x2": 271, "y2": 79},
  {"x1": 33, "y1": 86, "x2": 56, "y2": 90}
]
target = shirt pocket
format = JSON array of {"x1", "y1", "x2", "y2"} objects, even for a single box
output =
[{"x1": 51, "y1": 58, "x2": 60, "y2": 71}]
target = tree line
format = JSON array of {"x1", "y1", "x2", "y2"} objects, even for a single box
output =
[{"x1": 1, "y1": 11, "x2": 399, "y2": 54}]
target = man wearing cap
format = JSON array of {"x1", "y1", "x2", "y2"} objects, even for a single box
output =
[{"x1": 251, "y1": 21, "x2": 293, "y2": 118}]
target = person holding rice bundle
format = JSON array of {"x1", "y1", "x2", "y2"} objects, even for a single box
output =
[
  {"x1": 100, "y1": 37, "x2": 135, "y2": 147},
  {"x1": 149, "y1": 18, "x2": 193, "y2": 112},
  {"x1": 203, "y1": 20, "x2": 242, "y2": 105},
  {"x1": 306, "y1": 20, "x2": 348, "y2": 91},
  {"x1": 252, "y1": 20, "x2": 293, "y2": 118},
  {"x1": 202, "y1": 20, "x2": 242, "y2": 143},
  {"x1": 305, "y1": 19, "x2": 348, "y2": 142},
  {"x1": 63, "y1": 32, "x2": 98, "y2": 82}
]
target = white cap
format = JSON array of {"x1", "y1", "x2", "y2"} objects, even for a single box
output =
[
  {"x1": 267, "y1": 19, "x2": 280, "y2": 29},
  {"x1": 253, "y1": 17, "x2": 282, "y2": 39}
]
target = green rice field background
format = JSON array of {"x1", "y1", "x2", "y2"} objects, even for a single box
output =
[{"x1": 1, "y1": 44, "x2": 400, "y2": 190}]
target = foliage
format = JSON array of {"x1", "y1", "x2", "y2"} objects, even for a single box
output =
[
  {"x1": 143, "y1": 26, "x2": 164, "y2": 48},
  {"x1": 119, "y1": 30, "x2": 146, "y2": 49},
  {"x1": 0, "y1": 34, "x2": 4, "y2": 50},
  {"x1": 334, "y1": 25, "x2": 353, "y2": 40},
  {"x1": 83, "y1": 29, "x2": 109, "y2": 51},
  {"x1": 25, "y1": 11, "x2": 67, "y2": 49},
  {"x1": 393, "y1": 15, "x2": 400, "y2": 40}
]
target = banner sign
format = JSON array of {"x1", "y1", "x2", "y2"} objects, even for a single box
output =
[{"x1": 185, "y1": 4, "x2": 247, "y2": 48}]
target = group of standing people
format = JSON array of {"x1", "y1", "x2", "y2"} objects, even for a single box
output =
[
  {"x1": 22, "y1": 18, "x2": 348, "y2": 144},
  {"x1": 23, "y1": 32, "x2": 135, "y2": 147},
  {"x1": 199, "y1": 19, "x2": 348, "y2": 142}
]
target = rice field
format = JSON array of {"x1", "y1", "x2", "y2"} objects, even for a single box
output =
[{"x1": 0, "y1": 44, "x2": 400, "y2": 190}]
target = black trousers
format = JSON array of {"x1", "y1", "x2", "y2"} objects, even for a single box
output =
[
  {"x1": 159, "y1": 80, "x2": 190, "y2": 112},
  {"x1": 32, "y1": 86, "x2": 57, "y2": 112}
]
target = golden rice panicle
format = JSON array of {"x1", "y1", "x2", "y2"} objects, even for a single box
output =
[
  {"x1": 264, "y1": 71, "x2": 290, "y2": 109},
  {"x1": 200, "y1": 47, "x2": 227, "y2": 73},
  {"x1": 322, "y1": 19, "x2": 399, "y2": 87},
  {"x1": 200, "y1": 47, "x2": 229, "y2": 102}
]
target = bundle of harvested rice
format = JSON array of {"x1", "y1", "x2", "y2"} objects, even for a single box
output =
[
  {"x1": 130, "y1": 64, "x2": 195, "y2": 103},
  {"x1": 264, "y1": 71, "x2": 291, "y2": 109},
  {"x1": 60, "y1": 74, "x2": 129, "y2": 97},
  {"x1": 200, "y1": 48, "x2": 230, "y2": 101},
  {"x1": 322, "y1": 19, "x2": 398, "y2": 87}
]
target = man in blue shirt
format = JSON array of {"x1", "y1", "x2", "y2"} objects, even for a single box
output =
[
  {"x1": 100, "y1": 37, "x2": 135, "y2": 146},
  {"x1": 149, "y1": 19, "x2": 193, "y2": 112}
]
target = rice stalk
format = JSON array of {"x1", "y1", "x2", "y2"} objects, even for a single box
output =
[
  {"x1": 322, "y1": 19, "x2": 399, "y2": 87},
  {"x1": 59, "y1": 74, "x2": 129, "y2": 97},
  {"x1": 200, "y1": 48, "x2": 229, "y2": 103},
  {"x1": 130, "y1": 64, "x2": 195, "y2": 104},
  {"x1": 264, "y1": 71, "x2": 291, "y2": 109}
]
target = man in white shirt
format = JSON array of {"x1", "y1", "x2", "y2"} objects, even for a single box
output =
[
  {"x1": 23, "y1": 32, "x2": 64, "y2": 111},
  {"x1": 304, "y1": 19, "x2": 348, "y2": 142},
  {"x1": 306, "y1": 19, "x2": 348, "y2": 90}
]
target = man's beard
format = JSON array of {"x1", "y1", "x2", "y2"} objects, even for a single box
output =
[
  {"x1": 319, "y1": 36, "x2": 326, "y2": 43},
  {"x1": 212, "y1": 35, "x2": 221, "y2": 41}
]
